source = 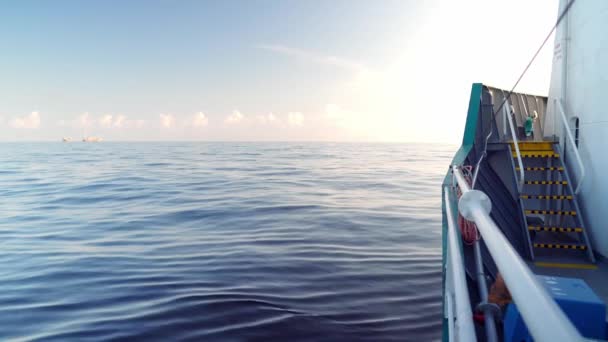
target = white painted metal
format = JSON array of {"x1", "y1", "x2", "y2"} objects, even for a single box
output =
[
  {"x1": 503, "y1": 102, "x2": 507, "y2": 137},
  {"x1": 458, "y1": 187, "x2": 498, "y2": 341},
  {"x1": 519, "y1": 94, "x2": 529, "y2": 118},
  {"x1": 555, "y1": 99, "x2": 585, "y2": 194},
  {"x1": 445, "y1": 258, "x2": 455, "y2": 342},
  {"x1": 443, "y1": 188, "x2": 477, "y2": 342},
  {"x1": 453, "y1": 166, "x2": 584, "y2": 342},
  {"x1": 504, "y1": 103, "x2": 525, "y2": 192},
  {"x1": 459, "y1": 189, "x2": 491, "y2": 220},
  {"x1": 473, "y1": 240, "x2": 498, "y2": 342},
  {"x1": 546, "y1": 0, "x2": 608, "y2": 257},
  {"x1": 472, "y1": 125, "x2": 493, "y2": 189},
  {"x1": 445, "y1": 293, "x2": 455, "y2": 342}
]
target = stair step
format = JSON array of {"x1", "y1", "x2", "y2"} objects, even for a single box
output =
[
  {"x1": 528, "y1": 226, "x2": 583, "y2": 233},
  {"x1": 520, "y1": 195, "x2": 573, "y2": 200},
  {"x1": 512, "y1": 151, "x2": 559, "y2": 158},
  {"x1": 515, "y1": 167, "x2": 564, "y2": 171},
  {"x1": 534, "y1": 243, "x2": 587, "y2": 250},
  {"x1": 511, "y1": 141, "x2": 595, "y2": 262},
  {"x1": 525, "y1": 209, "x2": 576, "y2": 216},
  {"x1": 510, "y1": 141, "x2": 554, "y2": 151},
  {"x1": 524, "y1": 180, "x2": 568, "y2": 185}
]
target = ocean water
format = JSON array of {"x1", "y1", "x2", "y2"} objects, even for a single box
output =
[{"x1": 0, "y1": 142, "x2": 454, "y2": 341}]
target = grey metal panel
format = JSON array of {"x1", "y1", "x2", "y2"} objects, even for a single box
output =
[
  {"x1": 462, "y1": 87, "x2": 529, "y2": 269},
  {"x1": 485, "y1": 85, "x2": 549, "y2": 142}
]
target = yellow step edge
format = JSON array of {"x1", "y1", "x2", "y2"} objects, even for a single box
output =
[
  {"x1": 515, "y1": 167, "x2": 564, "y2": 171},
  {"x1": 528, "y1": 226, "x2": 583, "y2": 233},
  {"x1": 524, "y1": 180, "x2": 568, "y2": 185},
  {"x1": 509, "y1": 141, "x2": 554, "y2": 151},
  {"x1": 520, "y1": 195, "x2": 573, "y2": 200},
  {"x1": 525, "y1": 210, "x2": 576, "y2": 216},
  {"x1": 534, "y1": 262, "x2": 597, "y2": 270},
  {"x1": 512, "y1": 151, "x2": 559, "y2": 158},
  {"x1": 533, "y1": 243, "x2": 586, "y2": 250}
]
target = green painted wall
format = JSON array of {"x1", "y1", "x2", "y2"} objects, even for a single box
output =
[{"x1": 441, "y1": 83, "x2": 482, "y2": 341}]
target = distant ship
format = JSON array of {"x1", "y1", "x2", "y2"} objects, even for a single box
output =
[
  {"x1": 62, "y1": 137, "x2": 72, "y2": 142},
  {"x1": 82, "y1": 136, "x2": 102, "y2": 142}
]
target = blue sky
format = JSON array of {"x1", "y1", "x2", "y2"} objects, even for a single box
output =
[{"x1": 0, "y1": 0, "x2": 558, "y2": 141}]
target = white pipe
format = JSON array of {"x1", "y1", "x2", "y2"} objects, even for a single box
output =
[
  {"x1": 445, "y1": 270, "x2": 455, "y2": 342},
  {"x1": 519, "y1": 94, "x2": 529, "y2": 117},
  {"x1": 556, "y1": 99, "x2": 585, "y2": 194},
  {"x1": 504, "y1": 102, "x2": 525, "y2": 192},
  {"x1": 446, "y1": 294, "x2": 455, "y2": 342},
  {"x1": 561, "y1": 0, "x2": 569, "y2": 122},
  {"x1": 474, "y1": 240, "x2": 498, "y2": 342},
  {"x1": 453, "y1": 166, "x2": 584, "y2": 341},
  {"x1": 503, "y1": 102, "x2": 507, "y2": 137},
  {"x1": 443, "y1": 188, "x2": 477, "y2": 342}
]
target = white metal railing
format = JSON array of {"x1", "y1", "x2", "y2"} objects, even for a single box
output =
[
  {"x1": 519, "y1": 94, "x2": 530, "y2": 118},
  {"x1": 556, "y1": 99, "x2": 585, "y2": 194},
  {"x1": 504, "y1": 101, "x2": 525, "y2": 192},
  {"x1": 472, "y1": 127, "x2": 493, "y2": 189},
  {"x1": 452, "y1": 166, "x2": 584, "y2": 341},
  {"x1": 443, "y1": 187, "x2": 477, "y2": 342}
]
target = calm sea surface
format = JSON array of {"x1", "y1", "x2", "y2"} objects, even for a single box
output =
[{"x1": 0, "y1": 142, "x2": 455, "y2": 341}]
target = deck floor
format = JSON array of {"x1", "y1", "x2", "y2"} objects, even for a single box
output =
[{"x1": 528, "y1": 254, "x2": 608, "y2": 319}]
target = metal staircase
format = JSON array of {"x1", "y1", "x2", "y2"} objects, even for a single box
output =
[{"x1": 510, "y1": 141, "x2": 595, "y2": 263}]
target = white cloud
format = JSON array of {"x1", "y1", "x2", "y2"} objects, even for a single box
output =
[
  {"x1": 225, "y1": 110, "x2": 244, "y2": 124},
  {"x1": 133, "y1": 119, "x2": 146, "y2": 128},
  {"x1": 99, "y1": 115, "x2": 113, "y2": 127},
  {"x1": 113, "y1": 115, "x2": 126, "y2": 128},
  {"x1": 78, "y1": 112, "x2": 93, "y2": 127},
  {"x1": 94, "y1": 114, "x2": 142, "y2": 129},
  {"x1": 287, "y1": 112, "x2": 304, "y2": 126},
  {"x1": 192, "y1": 112, "x2": 209, "y2": 127},
  {"x1": 160, "y1": 114, "x2": 175, "y2": 128},
  {"x1": 10, "y1": 111, "x2": 41, "y2": 129},
  {"x1": 256, "y1": 113, "x2": 277, "y2": 124},
  {"x1": 58, "y1": 112, "x2": 145, "y2": 131}
]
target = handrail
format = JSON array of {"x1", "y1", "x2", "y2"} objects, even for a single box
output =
[
  {"x1": 471, "y1": 125, "x2": 492, "y2": 189},
  {"x1": 519, "y1": 94, "x2": 529, "y2": 117},
  {"x1": 556, "y1": 99, "x2": 585, "y2": 194},
  {"x1": 452, "y1": 166, "x2": 584, "y2": 341},
  {"x1": 443, "y1": 187, "x2": 477, "y2": 341},
  {"x1": 473, "y1": 237, "x2": 498, "y2": 342},
  {"x1": 445, "y1": 289, "x2": 455, "y2": 342},
  {"x1": 471, "y1": 90, "x2": 495, "y2": 189},
  {"x1": 504, "y1": 101, "x2": 525, "y2": 192}
]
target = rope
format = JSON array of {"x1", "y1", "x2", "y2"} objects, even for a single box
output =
[
  {"x1": 457, "y1": 166, "x2": 480, "y2": 245},
  {"x1": 493, "y1": 0, "x2": 577, "y2": 117}
]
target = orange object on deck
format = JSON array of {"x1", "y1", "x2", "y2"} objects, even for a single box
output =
[{"x1": 488, "y1": 273, "x2": 512, "y2": 308}]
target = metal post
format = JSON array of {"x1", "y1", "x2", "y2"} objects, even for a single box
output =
[
  {"x1": 556, "y1": 99, "x2": 585, "y2": 194},
  {"x1": 505, "y1": 101, "x2": 525, "y2": 192},
  {"x1": 474, "y1": 241, "x2": 498, "y2": 342},
  {"x1": 444, "y1": 187, "x2": 477, "y2": 341},
  {"x1": 445, "y1": 256, "x2": 455, "y2": 342}
]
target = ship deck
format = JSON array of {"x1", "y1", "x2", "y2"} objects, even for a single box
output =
[{"x1": 528, "y1": 255, "x2": 608, "y2": 319}]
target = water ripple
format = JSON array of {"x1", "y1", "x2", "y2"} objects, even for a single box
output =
[{"x1": 0, "y1": 142, "x2": 455, "y2": 341}]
